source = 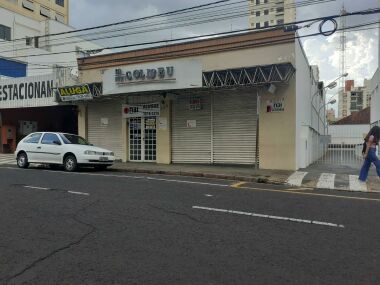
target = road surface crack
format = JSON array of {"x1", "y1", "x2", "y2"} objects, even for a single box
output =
[
  {"x1": 148, "y1": 204, "x2": 209, "y2": 224},
  {"x1": 1, "y1": 200, "x2": 99, "y2": 285}
]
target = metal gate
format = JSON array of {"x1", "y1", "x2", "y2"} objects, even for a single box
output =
[{"x1": 315, "y1": 125, "x2": 371, "y2": 168}]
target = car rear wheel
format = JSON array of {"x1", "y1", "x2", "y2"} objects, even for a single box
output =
[
  {"x1": 64, "y1": 155, "x2": 77, "y2": 172},
  {"x1": 17, "y1": 152, "x2": 29, "y2": 169}
]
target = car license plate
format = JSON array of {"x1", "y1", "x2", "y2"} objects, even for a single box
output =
[{"x1": 99, "y1": 157, "x2": 109, "y2": 161}]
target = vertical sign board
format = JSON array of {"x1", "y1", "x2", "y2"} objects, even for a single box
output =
[{"x1": 266, "y1": 98, "x2": 285, "y2": 113}]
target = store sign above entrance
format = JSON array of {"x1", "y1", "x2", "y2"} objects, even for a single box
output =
[
  {"x1": 103, "y1": 59, "x2": 202, "y2": 95},
  {"x1": 122, "y1": 103, "x2": 160, "y2": 118},
  {"x1": 115, "y1": 66, "x2": 175, "y2": 85},
  {"x1": 0, "y1": 74, "x2": 58, "y2": 109},
  {"x1": 57, "y1": 84, "x2": 93, "y2": 102}
]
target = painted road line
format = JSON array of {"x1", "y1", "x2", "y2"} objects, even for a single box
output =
[
  {"x1": 204, "y1": 194, "x2": 213, "y2": 197},
  {"x1": 3, "y1": 167, "x2": 380, "y2": 202},
  {"x1": 286, "y1": 171, "x2": 307, "y2": 187},
  {"x1": 231, "y1": 181, "x2": 247, "y2": 188},
  {"x1": 316, "y1": 173, "x2": 336, "y2": 190},
  {"x1": 192, "y1": 206, "x2": 345, "y2": 228},
  {"x1": 68, "y1": 191, "x2": 90, "y2": 196},
  {"x1": 349, "y1": 175, "x2": 368, "y2": 192},
  {"x1": 24, "y1": 185, "x2": 50, "y2": 191}
]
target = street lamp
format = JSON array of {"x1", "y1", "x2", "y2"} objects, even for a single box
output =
[
  {"x1": 318, "y1": 99, "x2": 336, "y2": 134},
  {"x1": 310, "y1": 73, "x2": 348, "y2": 132}
]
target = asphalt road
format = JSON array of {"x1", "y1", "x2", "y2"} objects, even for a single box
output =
[{"x1": 0, "y1": 165, "x2": 380, "y2": 285}]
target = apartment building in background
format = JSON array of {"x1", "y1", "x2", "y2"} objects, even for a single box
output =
[
  {"x1": 0, "y1": 0, "x2": 99, "y2": 78},
  {"x1": 0, "y1": 0, "x2": 69, "y2": 24},
  {"x1": 338, "y1": 80, "x2": 371, "y2": 119},
  {"x1": 248, "y1": 0, "x2": 296, "y2": 29}
]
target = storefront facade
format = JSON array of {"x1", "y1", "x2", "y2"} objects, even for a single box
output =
[
  {"x1": 77, "y1": 29, "x2": 318, "y2": 170},
  {"x1": 0, "y1": 73, "x2": 78, "y2": 153}
]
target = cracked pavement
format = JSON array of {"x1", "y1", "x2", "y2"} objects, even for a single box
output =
[{"x1": 1, "y1": 166, "x2": 380, "y2": 284}]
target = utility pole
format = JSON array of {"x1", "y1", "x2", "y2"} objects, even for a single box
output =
[{"x1": 339, "y1": 6, "x2": 347, "y2": 117}]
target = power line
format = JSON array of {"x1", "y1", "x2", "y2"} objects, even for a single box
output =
[
  {"x1": 0, "y1": 0, "x2": 333, "y2": 52},
  {"x1": 2, "y1": 19, "x2": 379, "y2": 71},
  {"x1": 2, "y1": 7, "x2": 379, "y2": 62}
]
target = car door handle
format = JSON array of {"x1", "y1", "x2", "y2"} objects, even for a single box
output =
[{"x1": 37, "y1": 147, "x2": 41, "y2": 149}]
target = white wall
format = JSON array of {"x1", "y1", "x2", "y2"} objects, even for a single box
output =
[
  {"x1": 370, "y1": 68, "x2": 380, "y2": 126},
  {"x1": 0, "y1": 8, "x2": 101, "y2": 78},
  {"x1": 328, "y1": 124, "x2": 370, "y2": 144},
  {"x1": 295, "y1": 37, "x2": 321, "y2": 169}
]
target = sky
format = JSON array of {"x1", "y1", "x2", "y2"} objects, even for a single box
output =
[{"x1": 70, "y1": 0, "x2": 380, "y2": 112}]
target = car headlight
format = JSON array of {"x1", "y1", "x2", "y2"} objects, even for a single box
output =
[{"x1": 84, "y1": 150, "x2": 97, "y2": 155}]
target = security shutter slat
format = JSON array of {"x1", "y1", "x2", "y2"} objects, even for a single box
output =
[
  {"x1": 213, "y1": 92, "x2": 257, "y2": 165},
  {"x1": 172, "y1": 95, "x2": 211, "y2": 163},
  {"x1": 87, "y1": 100, "x2": 123, "y2": 159}
]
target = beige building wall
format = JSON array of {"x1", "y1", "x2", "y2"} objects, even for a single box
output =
[
  {"x1": 78, "y1": 38, "x2": 297, "y2": 169},
  {"x1": 0, "y1": 0, "x2": 69, "y2": 24},
  {"x1": 156, "y1": 100, "x2": 171, "y2": 164},
  {"x1": 259, "y1": 82, "x2": 296, "y2": 170}
]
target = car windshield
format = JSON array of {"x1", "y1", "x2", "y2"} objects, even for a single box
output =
[{"x1": 60, "y1": 134, "x2": 90, "y2": 145}]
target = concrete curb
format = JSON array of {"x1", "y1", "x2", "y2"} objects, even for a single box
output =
[{"x1": 110, "y1": 167, "x2": 288, "y2": 185}]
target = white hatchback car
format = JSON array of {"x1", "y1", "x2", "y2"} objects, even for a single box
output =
[{"x1": 15, "y1": 132, "x2": 115, "y2": 171}]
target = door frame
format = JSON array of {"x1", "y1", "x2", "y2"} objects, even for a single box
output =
[{"x1": 128, "y1": 117, "x2": 157, "y2": 162}]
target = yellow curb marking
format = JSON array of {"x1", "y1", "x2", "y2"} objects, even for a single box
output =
[
  {"x1": 237, "y1": 186, "x2": 380, "y2": 202},
  {"x1": 230, "y1": 181, "x2": 247, "y2": 188}
]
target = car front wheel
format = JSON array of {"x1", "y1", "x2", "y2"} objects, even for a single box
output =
[
  {"x1": 17, "y1": 152, "x2": 29, "y2": 169},
  {"x1": 64, "y1": 155, "x2": 77, "y2": 172}
]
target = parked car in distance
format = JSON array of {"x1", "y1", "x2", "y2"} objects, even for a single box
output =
[{"x1": 15, "y1": 132, "x2": 115, "y2": 171}]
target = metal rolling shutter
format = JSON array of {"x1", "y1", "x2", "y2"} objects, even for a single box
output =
[
  {"x1": 87, "y1": 100, "x2": 123, "y2": 159},
  {"x1": 213, "y1": 92, "x2": 258, "y2": 165},
  {"x1": 172, "y1": 95, "x2": 212, "y2": 163}
]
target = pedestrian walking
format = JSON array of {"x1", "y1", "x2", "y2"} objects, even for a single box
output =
[{"x1": 359, "y1": 126, "x2": 380, "y2": 182}]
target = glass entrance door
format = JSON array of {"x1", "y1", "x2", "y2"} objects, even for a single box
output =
[{"x1": 129, "y1": 117, "x2": 156, "y2": 162}]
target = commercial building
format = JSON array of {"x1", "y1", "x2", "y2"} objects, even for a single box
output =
[
  {"x1": 0, "y1": 0, "x2": 100, "y2": 153},
  {"x1": 248, "y1": 0, "x2": 296, "y2": 29},
  {"x1": 75, "y1": 28, "x2": 323, "y2": 171}
]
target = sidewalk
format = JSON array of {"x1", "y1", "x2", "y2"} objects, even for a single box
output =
[{"x1": 110, "y1": 162, "x2": 292, "y2": 184}]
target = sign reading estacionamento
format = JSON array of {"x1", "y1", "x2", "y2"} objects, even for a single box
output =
[
  {"x1": 58, "y1": 84, "x2": 93, "y2": 102},
  {"x1": 0, "y1": 74, "x2": 58, "y2": 109}
]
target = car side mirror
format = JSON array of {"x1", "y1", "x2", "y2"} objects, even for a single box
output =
[{"x1": 53, "y1": 140, "x2": 61, "y2": 145}]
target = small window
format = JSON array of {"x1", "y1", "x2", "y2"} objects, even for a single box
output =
[
  {"x1": 264, "y1": 21, "x2": 269, "y2": 27},
  {"x1": 0, "y1": 24, "x2": 11, "y2": 41},
  {"x1": 22, "y1": 0, "x2": 34, "y2": 11},
  {"x1": 24, "y1": 133, "x2": 42, "y2": 144},
  {"x1": 256, "y1": 0, "x2": 260, "y2": 4},
  {"x1": 26, "y1": 37, "x2": 32, "y2": 46},
  {"x1": 55, "y1": 13, "x2": 65, "y2": 23},
  {"x1": 277, "y1": 19, "x2": 284, "y2": 25},
  {"x1": 264, "y1": 10, "x2": 269, "y2": 15},
  {"x1": 256, "y1": 23, "x2": 260, "y2": 29},
  {"x1": 40, "y1": 6, "x2": 50, "y2": 18},
  {"x1": 41, "y1": 133, "x2": 60, "y2": 145},
  {"x1": 55, "y1": 0, "x2": 64, "y2": 7},
  {"x1": 277, "y1": 7, "x2": 284, "y2": 13},
  {"x1": 256, "y1": 11, "x2": 260, "y2": 16},
  {"x1": 264, "y1": 0, "x2": 268, "y2": 3}
]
